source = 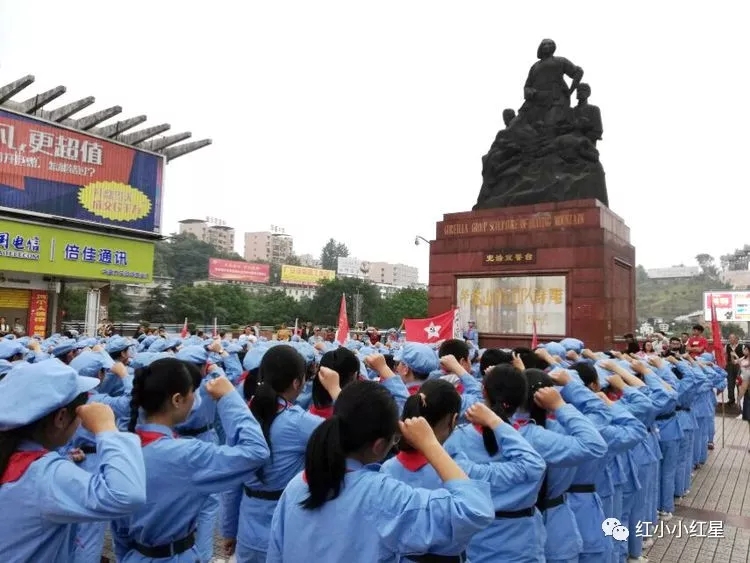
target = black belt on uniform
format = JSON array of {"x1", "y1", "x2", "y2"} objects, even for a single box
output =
[
  {"x1": 539, "y1": 494, "x2": 565, "y2": 511},
  {"x1": 655, "y1": 412, "x2": 676, "y2": 421},
  {"x1": 131, "y1": 531, "x2": 195, "y2": 558},
  {"x1": 178, "y1": 424, "x2": 213, "y2": 437},
  {"x1": 495, "y1": 506, "x2": 535, "y2": 519},
  {"x1": 567, "y1": 484, "x2": 596, "y2": 494},
  {"x1": 408, "y1": 553, "x2": 466, "y2": 563},
  {"x1": 79, "y1": 445, "x2": 96, "y2": 455},
  {"x1": 677, "y1": 406, "x2": 691, "y2": 412},
  {"x1": 243, "y1": 485, "x2": 283, "y2": 501}
]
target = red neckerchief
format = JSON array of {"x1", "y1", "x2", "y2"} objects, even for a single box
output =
[
  {"x1": 237, "y1": 371, "x2": 249, "y2": 385},
  {"x1": 407, "y1": 385, "x2": 422, "y2": 396},
  {"x1": 547, "y1": 413, "x2": 556, "y2": 421},
  {"x1": 309, "y1": 405, "x2": 334, "y2": 419},
  {"x1": 606, "y1": 389, "x2": 623, "y2": 402},
  {"x1": 396, "y1": 450, "x2": 430, "y2": 472},
  {"x1": 0, "y1": 450, "x2": 48, "y2": 484},
  {"x1": 512, "y1": 418, "x2": 530, "y2": 431},
  {"x1": 456, "y1": 382, "x2": 465, "y2": 394},
  {"x1": 135, "y1": 429, "x2": 175, "y2": 447}
]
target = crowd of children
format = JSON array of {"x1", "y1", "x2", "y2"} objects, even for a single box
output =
[{"x1": 0, "y1": 328, "x2": 728, "y2": 562}]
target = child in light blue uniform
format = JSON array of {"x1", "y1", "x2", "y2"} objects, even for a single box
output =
[
  {"x1": 67, "y1": 350, "x2": 134, "y2": 563},
  {"x1": 266, "y1": 380, "x2": 494, "y2": 562},
  {"x1": 111, "y1": 357, "x2": 269, "y2": 562},
  {"x1": 558, "y1": 358, "x2": 646, "y2": 563},
  {"x1": 0, "y1": 359, "x2": 147, "y2": 562},
  {"x1": 443, "y1": 364, "x2": 548, "y2": 563},
  {"x1": 383, "y1": 377, "x2": 546, "y2": 562},
  {"x1": 511, "y1": 367, "x2": 608, "y2": 563}
]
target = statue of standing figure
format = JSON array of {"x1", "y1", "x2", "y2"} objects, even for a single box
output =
[
  {"x1": 474, "y1": 38, "x2": 609, "y2": 210},
  {"x1": 516, "y1": 38, "x2": 583, "y2": 128}
]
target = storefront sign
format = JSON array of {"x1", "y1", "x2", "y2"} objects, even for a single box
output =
[
  {"x1": 457, "y1": 275, "x2": 567, "y2": 335},
  {"x1": 484, "y1": 250, "x2": 536, "y2": 265},
  {"x1": 0, "y1": 288, "x2": 30, "y2": 309},
  {"x1": 27, "y1": 290, "x2": 48, "y2": 337},
  {"x1": 0, "y1": 219, "x2": 154, "y2": 283}
]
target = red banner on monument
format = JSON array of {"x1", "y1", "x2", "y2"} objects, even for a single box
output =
[{"x1": 404, "y1": 309, "x2": 458, "y2": 344}]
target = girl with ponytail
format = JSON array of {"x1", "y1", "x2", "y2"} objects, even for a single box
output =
[
  {"x1": 223, "y1": 344, "x2": 332, "y2": 562},
  {"x1": 500, "y1": 367, "x2": 609, "y2": 563},
  {"x1": 559, "y1": 361, "x2": 647, "y2": 563},
  {"x1": 382, "y1": 378, "x2": 545, "y2": 563},
  {"x1": 438, "y1": 365, "x2": 547, "y2": 563},
  {"x1": 111, "y1": 358, "x2": 269, "y2": 562},
  {"x1": 309, "y1": 347, "x2": 361, "y2": 419},
  {"x1": 266, "y1": 378, "x2": 495, "y2": 562}
]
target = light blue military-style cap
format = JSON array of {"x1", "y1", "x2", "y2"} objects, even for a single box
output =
[
  {"x1": 242, "y1": 347, "x2": 266, "y2": 372},
  {"x1": 394, "y1": 343, "x2": 440, "y2": 375},
  {"x1": 0, "y1": 339, "x2": 25, "y2": 360},
  {"x1": 52, "y1": 339, "x2": 76, "y2": 358},
  {"x1": 0, "y1": 359, "x2": 100, "y2": 430},
  {"x1": 106, "y1": 336, "x2": 132, "y2": 354},
  {"x1": 70, "y1": 350, "x2": 115, "y2": 378},
  {"x1": 175, "y1": 345, "x2": 209, "y2": 365}
]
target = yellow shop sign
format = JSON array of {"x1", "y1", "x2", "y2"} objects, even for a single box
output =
[{"x1": 0, "y1": 219, "x2": 154, "y2": 283}]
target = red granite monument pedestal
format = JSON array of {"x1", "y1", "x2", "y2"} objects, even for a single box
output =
[{"x1": 428, "y1": 199, "x2": 635, "y2": 352}]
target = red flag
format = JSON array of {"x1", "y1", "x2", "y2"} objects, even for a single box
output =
[
  {"x1": 531, "y1": 320, "x2": 538, "y2": 349},
  {"x1": 404, "y1": 309, "x2": 457, "y2": 344},
  {"x1": 335, "y1": 294, "x2": 349, "y2": 345},
  {"x1": 710, "y1": 298, "x2": 726, "y2": 368},
  {"x1": 180, "y1": 317, "x2": 188, "y2": 338}
]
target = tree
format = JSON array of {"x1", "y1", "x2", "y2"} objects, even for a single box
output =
[
  {"x1": 60, "y1": 287, "x2": 87, "y2": 321},
  {"x1": 373, "y1": 288, "x2": 428, "y2": 327},
  {"x1": 108, "y1": 284, "x2": 132, "y2": 321},
  {"x1": 319, "y1": 239, "x2": 349, "y2": 271},
  {"x1": 308, "y1": 278, "x2": 381, "y2": 327},
  {"x1": 722, "y1": 322, "x2": 746, "y2": 339},
  {"x1": 139, "y1": 285, "x2": 170, "y2": 323},
  {"x1": 695, "y1": 254, "x2": 719, "y2": 279},
  {"x1": 156, "y1": 233, "x2": 248, "y2": 287}
]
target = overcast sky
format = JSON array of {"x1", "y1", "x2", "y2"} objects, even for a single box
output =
[{"x1": 1, "y1": 1, "x2": 747, "y2": 283}]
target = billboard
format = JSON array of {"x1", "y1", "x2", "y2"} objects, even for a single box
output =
[
  {"x1": 457, "y1": 275, "x2": 567, "y2": 335},
  {"x1": 208, "y1": 258, "x2": 270, "y2": 284},
  {"x1": 704, "y1": 291, "x2": 750, "y2": 322},
  {"x1": 0, "y1": 109, "x2": 164, "y2": 233},
  {"x1": 0, "y1": 219, "x2": 154, "y2": 283},
  {"x1": 281, "y1": 265, "x2": 336, "y2": 286}
]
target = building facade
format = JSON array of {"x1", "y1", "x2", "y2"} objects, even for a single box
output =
[
  {"x1": 337, "y1": 257, "x2": 420, "y2": 289},
  {"x1": 244, "y1": 230, "x2": 294, "y2": 264},
  {"x1": 178, "y1": 219, "x2": 236, "y2": 254}
]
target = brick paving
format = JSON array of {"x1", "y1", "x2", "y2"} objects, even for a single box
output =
[{"x1": 103, "y1": 409, "x2": 750, "y2": 562}]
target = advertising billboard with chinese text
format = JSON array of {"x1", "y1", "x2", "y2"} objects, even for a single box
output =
[
  {"x1": 208, "y1": 258, "x2": 270, "y2": 284},
  {"x1": 457, "y1": 276, "x2": 567, "y2": 335},
  {"x1": 704, "y1": 291, "x2": 750, "y2": 322},
  {"x1": 0, "y1": 109, "x2": 163, "y2": 233},
  {"x1": 0, "y1": 219, "x2": 154, "y2": 283},
  {"x1": 280, "y1": 265, "x2": 336, "y2": 286}
]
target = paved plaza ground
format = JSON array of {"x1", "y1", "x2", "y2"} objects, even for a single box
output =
[{"x1": 103, "y1": 408, "x2": 750, "y2": 563}]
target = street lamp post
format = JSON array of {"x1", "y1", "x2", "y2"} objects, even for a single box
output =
[{"x1": 414, "y1": 235, "x2": 431, "y2": 246}]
